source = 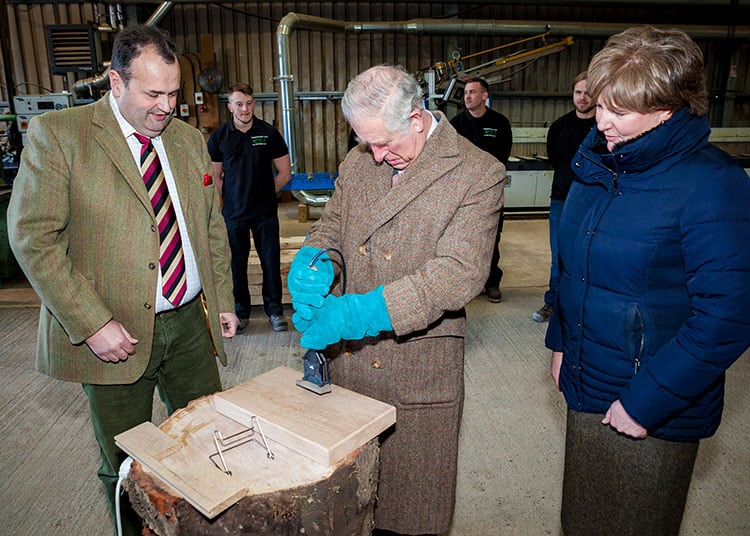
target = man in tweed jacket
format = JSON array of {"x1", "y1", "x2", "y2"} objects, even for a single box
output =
[
  {"x1": 289, "y1": 65, "x2": 504, "y2": 535},
  {"x1": 8, "y1": 26, "x2": 236, "y2": 535}
]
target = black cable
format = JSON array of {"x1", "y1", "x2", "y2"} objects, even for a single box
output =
[
  {"x1": 309, "y1": 247, "x2": 346, "y2": 294},
  {"x1": 14, "y1": 82, "x2": 54, "y2": 94}
]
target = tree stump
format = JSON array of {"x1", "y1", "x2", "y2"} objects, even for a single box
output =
[{"x1": 121, "y1": 368, "x2": 391, "y2": 536}]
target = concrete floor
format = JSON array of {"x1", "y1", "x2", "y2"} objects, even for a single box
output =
[{"x1": 1, "y1": 209, "x2": 748, "y2": 535}]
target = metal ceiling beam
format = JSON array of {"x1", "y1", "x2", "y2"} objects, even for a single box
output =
[{"x1": 85, "y1": 0, "x2": 748, "y2": 5}]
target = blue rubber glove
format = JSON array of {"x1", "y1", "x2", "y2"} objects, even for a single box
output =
[
  {"x1": 299, "y1": 286, "x2": 393, "y2": 350},
  {"x1": 288, "y1": 246, "x2": 334, "y2": 306},
  {"x1": 288, "y1": 246, "x2": 335, "y2": 329}
]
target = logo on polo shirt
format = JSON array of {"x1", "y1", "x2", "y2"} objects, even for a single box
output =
[
  {"x1": 251, "y1": 135, "x2": 269, "y2": 146},
  {"x1": 482, "y1": 128, "x2": 498, "y2": 138}
]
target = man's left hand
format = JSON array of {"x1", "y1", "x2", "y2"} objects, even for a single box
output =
[
  {"x1": 297, "y1": 286, "x2": 392, "y2": 350},
  {"x1": 220, "y1": 312, "x2": 239, "y2": 337}
]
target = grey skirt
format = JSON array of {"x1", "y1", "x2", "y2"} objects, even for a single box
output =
[{"x1": 561, "y1": 408, "x2": 699, "y2": 536}]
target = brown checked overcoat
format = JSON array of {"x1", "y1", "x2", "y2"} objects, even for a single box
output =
[
  {"x1": 306, "y1": 112, "x2": 505, "y2": 534},
  {"x1": 8, "y1": 95, "x2": 234, "y2": 385}
]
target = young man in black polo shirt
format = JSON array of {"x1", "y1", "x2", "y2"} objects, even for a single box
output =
[
  {"x1": 208, "y1": 83, "x2": 291, "y2": 332},
  {"x1": 450, "y1": 78, "x2": 512, "y2": 303}
]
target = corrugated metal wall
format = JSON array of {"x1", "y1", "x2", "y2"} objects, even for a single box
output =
[{"x1": 2, "y1": 2, "x2": 748, "y2": 173}]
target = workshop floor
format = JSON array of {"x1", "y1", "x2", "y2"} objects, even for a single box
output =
[{"x1": 1, "y1": 203, "x2": 748, "y2": 535}]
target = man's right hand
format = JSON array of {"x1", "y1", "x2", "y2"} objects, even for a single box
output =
[{"x1": 85, "y1": 320, "x2": 138, "y2": 363}]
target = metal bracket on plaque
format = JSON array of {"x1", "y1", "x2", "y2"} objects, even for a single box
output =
[{"x1": 209, "y1": 415, "x2": 275, "y2": 476}]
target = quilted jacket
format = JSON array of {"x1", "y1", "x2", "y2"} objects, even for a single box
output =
[{"x1": 545, "y1": 108, "x2": 750, "y2": 441}]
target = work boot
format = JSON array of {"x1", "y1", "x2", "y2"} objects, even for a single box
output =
[
  {"x1": 237, "y1": 318, "x2": 249, "y2": 333},
  {"x1": 532, "y1": 303, "x2": 552, "y2": 322},
  {"x1": 269, "y1": 314, "x2": 288, "y2": 332},
  {"x1": 485, "y1": 286, "x2": 502, "y2": 303}
]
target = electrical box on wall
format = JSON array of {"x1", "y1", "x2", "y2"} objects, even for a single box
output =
[
  {"x1": 179, "y1": 104, "x2": 190, "y2": 117},
  {"x1": 13, "y1": 93, "x2": 74, "y2": 144}
]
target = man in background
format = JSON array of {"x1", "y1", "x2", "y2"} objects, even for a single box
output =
[
  {"x1": 8, "y1": 25, "x2": 237, "y2": 535},
  {"x1": 450, "y1": 77, "x2": 512, "y2": 303},
  {"x1": 208, "y1": 83, "x2": 292, "y2": 332},
  {"x1": 532, "y1": 71, "x2": 595, "y2": 322}
]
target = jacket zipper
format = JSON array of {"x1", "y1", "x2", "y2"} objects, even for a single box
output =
[
  {"x1": 634, "y1": 312, "x2": 645, "y2": 374},
  {"x1": 578, "y1": 151, "x2": 619, "y2": 193}
]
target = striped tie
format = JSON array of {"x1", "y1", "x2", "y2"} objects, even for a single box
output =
[{"x1": 134, "y1": 133, "x2": 187, "y2": 307}]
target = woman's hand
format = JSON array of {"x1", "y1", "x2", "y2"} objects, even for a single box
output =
[
  {"x1": 603, "y1": 400, "x2": 648, "y2": 439},
  {"x1": 550, "y1": 351, "x2": 563, "y2": 390}
]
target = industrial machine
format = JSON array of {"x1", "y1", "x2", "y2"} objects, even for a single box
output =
[
  {"x1": 13, "y1": 93, "x2": 74, "y2": 145},
  {"x1": 417, "y1": 30, "x2": 574, "y2": 115}
]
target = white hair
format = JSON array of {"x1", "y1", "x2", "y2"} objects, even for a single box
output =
[{"x1": 341, "y1": 65, "x2": 425, "y2": 135}]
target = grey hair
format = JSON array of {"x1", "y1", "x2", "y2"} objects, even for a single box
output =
[{"x1": 342, "y1": 65, "x2": 425, "y2": 135}]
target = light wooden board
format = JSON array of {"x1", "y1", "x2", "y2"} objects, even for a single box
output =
[
  {"x1": 214, "y1": 366, "x2": 397, "y2": 467},
  {"x1": 115, "y1": 395, "x2": 347, "y2": 519},
  {"x1": 115, "y1": 421, "x2": 247, "y2": 519}
]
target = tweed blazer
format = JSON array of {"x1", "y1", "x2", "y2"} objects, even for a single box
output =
[
  {"x1": 308, "y1": 111, "x2": 504, "y2": 337},
  {"x1": 306, "y1": 111, "x2": 504, "y2": 533},
  {"x1": 8, "y1": 95, "x2": 234, "y2": 385}
]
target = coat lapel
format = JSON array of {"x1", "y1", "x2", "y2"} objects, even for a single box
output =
[
  {"x1": 358, "y1": 112, "x2": 462, "y2": 241},
  {"x1": 92, "y1": 97, "x2": 153, "y2": 214}
]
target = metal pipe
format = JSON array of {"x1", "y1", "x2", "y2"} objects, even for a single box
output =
[
  {"x1": 276, "y1": 13, "x2": 352, "y2": 172},
  {"x1": 276, "y1": 13, "x2": 749, "y2": 172},
  {"x1": 292, "y1": 190, "x2": 333, "y2": 207},
  {"x1": 91, "y1": 0, "x2": 750, "y2": 5},
  {"x1": 73, "y1": 1, "x2": 175, "y2": 97}
]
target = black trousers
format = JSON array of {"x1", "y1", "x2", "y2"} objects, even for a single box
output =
[
  {"x1": 485, "y1": 207, "x2": 504, "y2": 288},
  {"x1": 225, "y1": 215, "x2": 283, "y2": 318}
]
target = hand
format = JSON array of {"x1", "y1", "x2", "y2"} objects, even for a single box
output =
[
  {"x1": 291, "y1": 300, "x2": 316, "y2": 332},
  {"x1": 297, "y1": 286, "x2": 393, "y2": 350},
  {"x1": 85, "y1": 319, "x2": 138, "y2": 363},
  {"x1": 288, "y1": 246, "x2": 334, "y2": 308},
  {"x1": 550, "y1": 351, "x2": 563, "y2": 390},
  {"x1": 220, "y1": 312, "x2": 239, "y2": 338},
  {"x1": 602, "y1": 400, "x2": 648, "y2": 439}
]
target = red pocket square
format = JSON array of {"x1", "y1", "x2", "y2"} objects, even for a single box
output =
[{"x1": 203, "y1": 173, "x2": 213, "y2": 186}]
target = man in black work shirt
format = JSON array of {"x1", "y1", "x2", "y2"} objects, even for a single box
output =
[
  {"x1": 451, "y1": 77, "x2": 512, "y2": 303},
  {"x1": 532, "y1": 71, "x2": 596, "y2": 323},
  {"x1": 208, "y1": 83, "x2": 292, "y2": 332}
]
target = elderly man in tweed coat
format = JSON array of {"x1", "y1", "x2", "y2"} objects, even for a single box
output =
[{"x1": 288, "y1": 65, "x2": 504, "y2": 535}]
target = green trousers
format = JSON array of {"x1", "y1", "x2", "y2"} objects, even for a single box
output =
[{"x1": 82, "y1": 295, "x2": 222, "y2": 536}]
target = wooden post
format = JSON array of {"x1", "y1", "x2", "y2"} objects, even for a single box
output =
[{"x1": 197, "y1": 33, "x2": 220, "y2": 139}]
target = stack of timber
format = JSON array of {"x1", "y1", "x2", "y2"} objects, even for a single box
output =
[
  {"x1": 117, "y1": 366, "x2": 396, "y2": 536},
  {"x1": 248, "y1": 236, "x2": 305, "y2": 304}
]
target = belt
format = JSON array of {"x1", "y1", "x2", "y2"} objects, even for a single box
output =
[{"x1": 155, "y1": 292, "x2": 201, "y2": 317}]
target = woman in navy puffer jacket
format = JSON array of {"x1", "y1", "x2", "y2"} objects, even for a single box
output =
[{"x1": 545, "y1": 26, "x2": 750, "y2": 535}]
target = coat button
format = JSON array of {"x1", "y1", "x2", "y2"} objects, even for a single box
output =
[
  {"x1": 148, "y1": 262, "x2": 156, "y2": 270},
  {"x1": 151, "y1": 224, "x2": 156, "y2": 233},
  {"x1": 344, "y1": 351, "x2": 353, "y2": 358},
  {"x1": 372, "y1": 359, "x2": 382, "y2": 369},
  {"x1": 358, "y1": 244, "x2": 369, "y2": 255},
  {"x1": 144, "y1": 303, "x2": 152, "y2": 309},
  {"x1": 383, "y1": 250, "x2": 392, "y2": 261}
]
